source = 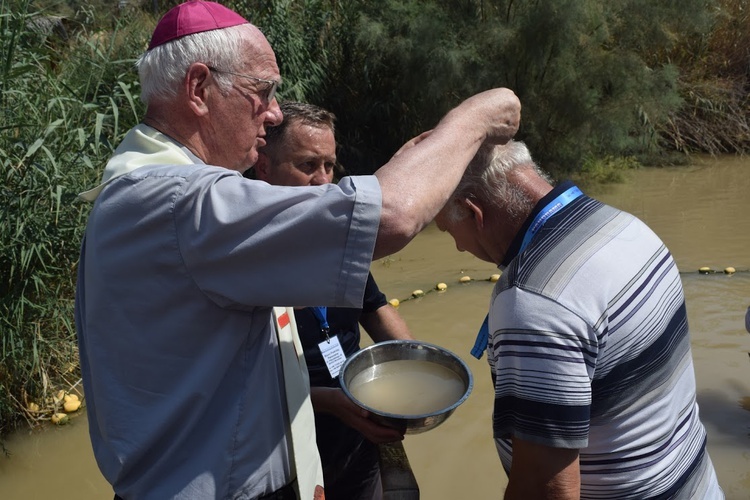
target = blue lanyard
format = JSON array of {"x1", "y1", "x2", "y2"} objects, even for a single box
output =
[
  {"x1": 310, "y1": 306, "x2": 331, "y2": 340},
  {"x1": 520, "y1": 186, "x2": 582, "y2": 253},
  {"x1": 470, "y1": 316, "x2": 490, "y2": 359},
  {"x1": 470, "y1": 186, "x2": 583, "y2": 359}
]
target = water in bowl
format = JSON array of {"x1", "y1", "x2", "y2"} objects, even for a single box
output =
[{"x1": 348, "y1": 359, "x2": 466, "y2": 416}]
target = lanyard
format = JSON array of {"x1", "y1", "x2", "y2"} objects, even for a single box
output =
[
  {"x1": 470, "y1": 185, "x2": 583, "y2": 359},
  {"x1": 520, "y1": 186, "x2": 583, "y2": 253},
  {"x1": 310, "y1": 306, "x2": 331, "y2": 341}
]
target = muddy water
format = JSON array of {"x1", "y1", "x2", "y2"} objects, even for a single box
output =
[{"x1": 1, "y1": 155, "x2": 748, "y2": 499}]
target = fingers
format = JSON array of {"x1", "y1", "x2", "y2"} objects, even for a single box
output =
[
  {"x1": 461, "y1": 88, "x2": 521, "y2": 146},
  {"x1": 339, "y1": 400, "x2": 405, "y2": 443},
  {"x1": 355, "y1": 416, "x2": 406, "y2": 444},
  {"x1": 483, "y1": 88, "x2": 521, "y2": 146}
]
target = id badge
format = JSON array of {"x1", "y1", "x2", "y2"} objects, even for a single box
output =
[{"x1": 318, "y1": 335, "x2": 346, "y2": 379}]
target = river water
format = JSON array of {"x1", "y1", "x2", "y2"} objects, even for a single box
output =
[{"x1": 1, "y1": 155, "x2": 748, "y2": 499}]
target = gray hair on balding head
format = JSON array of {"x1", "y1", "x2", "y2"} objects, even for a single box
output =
[
  {"x1": 445, "y1": 140, "x2": 551, "y2": 223},
  {"x1": 136, "y1": 24, "x2": 253, "y2": 105}
]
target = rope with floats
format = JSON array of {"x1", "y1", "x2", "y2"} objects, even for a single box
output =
[
  {"x1": 386, "y1": 267, "x2": 749, "y2": 307},
  {"x1": 387, "y1": 273, "x2": 500, "y2": 307},
  {"x1": 693, "y1": 267, "x2": 749, "y2": 275}
]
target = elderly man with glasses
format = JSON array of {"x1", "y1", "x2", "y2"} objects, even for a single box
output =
[{"x1": 75, "y1": 2, "x2": 520, "y2": 499}]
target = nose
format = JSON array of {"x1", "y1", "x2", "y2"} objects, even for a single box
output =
[
  {"x1": 265, "y1": 98, "x2": 283, "y2": 126},
  {"x1": 310, "y1": 165, "x2": 332, "y2": 186}
]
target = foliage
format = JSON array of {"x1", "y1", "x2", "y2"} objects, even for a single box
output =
[
  {"x1": 655, "y1": 0, "x2": 750, "y2": 154},
  {"x1": 328, "y1": 0, "x2": 479, "y2": 173},
  {"x1": 0, "y1": 0, "x2": 145, "y2": 439},
  {"x1": 230, "y1": 0, "x2": 329, "y2": 103},
  {"x1": 331, "y1": 0, "x2": 713, "y2": 173},
  {"x1": 569, "y1": 155, "x2": 640, "y2": 189}
]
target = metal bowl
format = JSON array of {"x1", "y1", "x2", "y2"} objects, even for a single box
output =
[{"x1": 339, "y1": 340, "x2": 473, "y2": 434}]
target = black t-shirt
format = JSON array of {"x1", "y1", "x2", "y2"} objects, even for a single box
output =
[{"x1": 296, "y1": 272, "x2": 388, "y2": 481}]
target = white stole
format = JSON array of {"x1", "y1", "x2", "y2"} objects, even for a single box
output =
[{"x1": 272, "y1": 307, "x2": 325, "y2": 500}]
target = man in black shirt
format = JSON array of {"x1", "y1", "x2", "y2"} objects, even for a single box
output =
[{"x1": 252, "y1": 101, "x2": 414, "y2": 500}]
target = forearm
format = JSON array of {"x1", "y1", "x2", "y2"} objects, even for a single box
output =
[
  {"x1": 374, "y1": 126, "x2": 481, "y2": 255},
  {"x1": 503, "y1": 437, "x2": 580, "y2": 500},
  {"x1": 504, "y1": 474, "x2": 580, "y2": 500},
  {"x1": 372, "y1": 88, "x2": 520, "y2": 259},
  {"x1": 360, "y1": 306, "x2": 413, "y2": 343}
]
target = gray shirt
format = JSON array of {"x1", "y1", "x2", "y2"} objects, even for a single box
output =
[{"x1": 76, "y1": 154, "x2": 381, "y2": 498}]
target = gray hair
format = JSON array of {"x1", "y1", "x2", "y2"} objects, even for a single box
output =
[
  {"x1": 445, "y1": 140, "x2": 552, "y2": 223},
  {"x1": 136, "y1": 24, "x2": 253, "y2": 105}
]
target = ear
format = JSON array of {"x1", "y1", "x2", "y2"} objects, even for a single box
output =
[
  {"x1": 185, "y1": 63, "x2": 212, "y2": 117},
  {"x1": 254, "y1": 152, "x2": 271, "y2": 181},
  {"x1": 463, "y1": 197, "x2": 485, "y2": 230}
]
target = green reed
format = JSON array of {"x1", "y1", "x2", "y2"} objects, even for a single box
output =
[{"x1": 0, "y1": 0, "x2": 148, "y2": 440}]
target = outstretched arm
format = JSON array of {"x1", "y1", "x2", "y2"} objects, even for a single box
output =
[{"x1": 373, "y1": 88, "x2": 521, "y2": 259}]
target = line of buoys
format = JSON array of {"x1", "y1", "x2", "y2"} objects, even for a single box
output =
[
  {"x1": 694, "y1": 266, "x2": 748, "y2": 275},
  {"x1": 388, "y1": 273, "x2": 502, "y2": 307},
  {"x1": 387, "y1": 266, "x2": 750, "y2": 308}
]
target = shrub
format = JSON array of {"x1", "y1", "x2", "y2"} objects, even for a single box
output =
[{"x1": 0, "y1": 0, "x2": 146, "y2": 439}]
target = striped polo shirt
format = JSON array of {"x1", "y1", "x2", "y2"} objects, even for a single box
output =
[{"x1": 488, "y1": 182, "x2": 723, "y2": 498}]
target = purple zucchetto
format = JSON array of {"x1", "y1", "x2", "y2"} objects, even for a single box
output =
[{"x1": 148, "y1": 0, "x2": 248, "y2": 50}]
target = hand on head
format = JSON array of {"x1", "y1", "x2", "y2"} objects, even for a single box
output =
[{"x1": 463, "y1": 88, "x2": 521, "y2": 146}]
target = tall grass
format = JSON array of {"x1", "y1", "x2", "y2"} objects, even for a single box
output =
[{"x1": 0, "y1": 0, "x2": 148, "y2": 441}]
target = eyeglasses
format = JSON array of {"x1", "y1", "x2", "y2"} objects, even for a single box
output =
[{"x1": 207, "y1": 66, "x2": 280, "y2": 104}]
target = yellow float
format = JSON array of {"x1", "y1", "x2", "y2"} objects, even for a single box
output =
[
  {"x1": 459, "y1": 276, "x2": 472, "y2": 283},
  {"x1": 411, "y1": 290, "x2": 425, "y2": 298},
  {"x1": 63, "y1": 399, "x2": 82, "y2": 413},
  {"x1": 51, "y1": 413, "x2": 69, "y2": 425},
  {"x1": 53, "y1": 389, "x2": 66, "y2": 404},
  {"x1": 389, "y1": 298, "x2": 400, "y2": 308},
  {"x1": 435, "y1": 283, "x2": 447, "y2": 291}
]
